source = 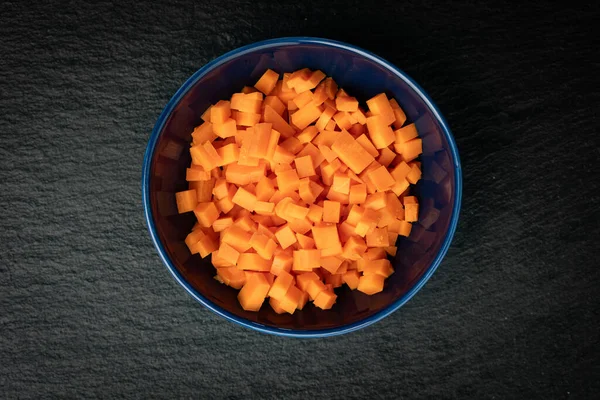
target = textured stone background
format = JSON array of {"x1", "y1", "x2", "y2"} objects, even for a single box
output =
[{"x1": 1, "y1": 1, "x2": 599, "y2": 398}]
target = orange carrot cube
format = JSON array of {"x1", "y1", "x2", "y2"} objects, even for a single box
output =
[{"x1": 175, "y1": 189, "x2": 197, "y2": 213}]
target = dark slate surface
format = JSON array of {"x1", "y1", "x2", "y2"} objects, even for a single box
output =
[{"x1": 1, "y1": 1, "x2": 599, "y2": 398}]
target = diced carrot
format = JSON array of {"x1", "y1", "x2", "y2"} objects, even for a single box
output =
[
  {"x1": 231, "y1": 110, "x2": 261, "y2": 127},
  {"x1": 280, "y1": 284, "x2": 303, "y2": 314},
  {"x1": 366, "y1": 93, "x2": 396, "y2": 125},
  {"x1": 320, "y1": 256, "x2": 344, "y2": 274},
  {"x1": 331, "y1": 172, "x2": 351, "y2": 195},
  {"x1": 317, "y1": 144, "x2": 338, "y2": 164},
  {"x1": 292, "y1": 249, "x2": 321, "y2": 271},
  {"x1": 366, "y1": 227, "x2": 390, "y2": 247},
  {"x1": 322, "y1": 77, "x2": 338, "y2": 99},
  {"x1": 296, "y1": 271, "x2": 320, "y2": 292},
  {"x1": 218, "y1": 242, "x2": 240, "y2": 266},
  {"x1": 315, "y1": 106, "x2": 336, "y2": 131},
  {"x1": 291, "y1": 103, "x2": 322, "y2": 130},
  {"x1": 305, "y1": 279, "x2": 327, "y2": 301},
  {"x1": 330, "y1": 130, "x2": 375, "y2": 174},
  {"x1": 275, "y1": 224, "x2": 297, "y2": 249},
  {"x1": 263, "y1": 95, "x2": 286, "y2": 116},
  {"x1": 348, "y1": 183, "x2": 367, "y2": 204},
  {"x1": 366, "y1": 115, "x2": 395, "y2": 149},
  {"x1": 342, "y1": 236, "x2": 367, "y2": 260},
  {"x1": 254, "y1": 201, "x2": 275, "y2": 215},
  {"x1": 367, "y1": 165, "x2": 396, "y2": 191},
  {"x1": 175, "y1": 189, "x2": 197, "y2": 213},
  {"x1": 212, "y1": 217, "x2": 233, "y2": 232},
  {"x1": 296, "y1": 233, "x2": 315, "y2": 249},
  {"x1": 323, "y1": 200, "x2": 341, "y2": 223},
  {"x1": 194, "y1": 202, "x2": 220, "y2": 227},
  {"x1": 216, "y1": 267, "x2": 246, "y2": 289},
  {"x1": 191, "y1": 122, "x2": 217, "y2": 145},
  {"x1": 232, "y1": 186, "x2": 257, "y2": 211},
  {"x1": 363, "y1": 259, "x2": 394, "y2": 278},
  {"x1": 238, "y1": 253, "x2": 272, "y2": 271},
  {"x1": 210, "y1": 100, "x2": 231, "y2": 124},
  {"x1": 394, "y1": 123, "x2": 418, "y2": 143},
  {"x1": 272, "y1": 145, "x2": 295, "y2": 164},
  {"x1": 294, "y1": 155, "x2": 316, "y2": 178},
  {"x1": 364, "y1": 192, "x2": 387, "y2": 210},
  {"x1": 254, "y1": 69, "x2": 279, "y2": 95},
  {"x1": 296, "y1": 143, "x2": 325, "y2": 168},
  {"x1": 280, "y1": 137, "x2": 304, "y2": 155},
  {"x1": 377, "y1": 147, "x2": 396, "y2": 167},
  {"x1": 357, "y1": 274, "x2": 385, "y2": 295},
  {"x1": 406, "y1": 162, "x2": 422, "y2": 184},
  {"x1": 231, "y1": 93, "x2": 262, "y2": 113},
  {"x1": 297, "y1": 126, "x2": 319, "y2": 144},
  {"x1": 335, "y1": 96, "x2": 359, "y2": 112},
  {"x1": 292, "y1": 90, "x2": 314, "y2": 108},
  {"x1": 194, "y1": 233, "x2": 218, "y2": 258},
  {"x1": 355, "y1": 208, "x2": 380, "y2": 237},
  {"x1": 313, "y1": 290, "x2": 337, "y2": 310},
  {"x1": 355, "y1": 134, "x2": 379, "y2": 158},
  {"x1": 276, "y1": 169, "x2": 300, "y2": 194},
  {"x1": 238, "y1": 272, "x2": 271, "y2": 311},
  {"x1": 307, "y1": 204, "x2": 323, "y2": 224},
  {"x1": 342, "y1": 270, "x2": 361, "y2": 289},
  {"x1": 271, "y1": 249, "x2": 293, "y2": 276}
]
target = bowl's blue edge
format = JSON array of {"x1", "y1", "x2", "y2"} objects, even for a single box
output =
[{"x1": 142, "y1": 36, "x2": 462, "y2": 338}]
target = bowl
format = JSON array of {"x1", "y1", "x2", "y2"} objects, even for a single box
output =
[{"x1": 142, "y1": 37, "x2": 462, "y2": 337}]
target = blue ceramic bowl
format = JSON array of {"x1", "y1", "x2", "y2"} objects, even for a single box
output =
[{"x1": 142, "y1": 37, "x2": 462, "y2": 337}]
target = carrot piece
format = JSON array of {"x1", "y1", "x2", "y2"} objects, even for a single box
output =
[
  {"x1": 193, "y1": 202, "x2": 220, "y2": 227},
  {"x1": 342, "y1": 270, "x2": 361, "y2": 290},
  {"x1": 238, "y1": 273, "x2": 271, "y2": 311},
  {"x1": 280, "y1": 137, "x2": 304, "y2": 155},
  {"x1": 249, "y1": 232, "x2": 277, "y2": 260},
  {"x1": 216, "y1": 143, "x2": 240, "y2": 166},
  {"x1": 394, "y1": 123, "x2": 418, "y2": 143},
  {"x1": 333, "y1": 111, "x2": 355, "y2": 131},
  {"x1": 355, "y1": 134, "x2": 379, "y2": 158},
  {"x1": 406, "y1": 163, "x2": 422, "y2": 184},
  {"x1": 323, "y1": 77, "x2": 338, "y2": 100},
  {"x1": 196, "y1": 233, "x2": 219, "y2": 258},
  {"x1": 186, "y1": 165, "x2": 212, "y2": 182},
  {"x1": 241, "y1": 86, "x2": 258, "y2": 94},
  {"x1": 191, "y1": 122, "x2": 217, "y2": 145},
  {"x1": 216, "y1": 267, "x2": 246, "y2": 289},
  {"x1": 305, "y1": 279, "x2": 327, "y2": 301},
  {"x1": 294, "y1": 155, "x2": 316, "y2": 178},
  {"x1": 335, "y1": 96, "x2": 359, "y2": 112},
  {"x1": 292, "y1": 90, "x2": 314, "y2": 108},
  {"x1": 292, "y1": 249, "x2": 321, "y2": 271},
  {"x1": 264, "y1": 105, "x2": 296, "y2": 138},
  {"x1": 231, "y1": 110, "x2": 261, "y2": 127},
  {"x1": 254, "y1": 69, "x2": 279, "y2": 95},
  {"x1": 313, "y1": 290, "x2": 337, "y2": 310},
  {"x1": 342, "y1": 236, "x2": 368, "y2": 261},
  {"x1": 275, "y1": 224, "x2": 298, "y2": 249},
  {"x1": 230, "y1": 93, "x2": 262, "y2": 113},
  {"x1": 271, "y1": 249, "x2": 293, "y2": 276},
  {"x1": 352, "y1": 108, "x2": 367, "y2": 125},
  {"x1": 307, "y1": 204, "x2": 324, "y2": 224},
  {"x1": 346, "y1": 205, "x2": 365, "y2": 225},
  {"x1": 331, "y1": 172, "x2": 351, "y2": 195},
  {"x1": 200, "y1": 106, "x2": 213, "y2": 122},
  {"x1": 366, "y1": 227, "x2": 390, "y2": 247},
  {"x1": 367, "y1": 165, "x2": 396, "y2": 191},
  {"x1": 267, "y1": 270, "x2": 294, "y2": 301},
  {"x1": 212, "y1": 217, "x2": 234, "y2": 232},
  {"x1": 366, "y1": 93, "x2": 396, "y2": 125},
  {"x1": 363, "y1": 259, "x2": 394, "y2": 278},
  {"x1": 175, "y1": 189, "x2": 197, "y2": 213},
  {"x1": 348, "y1": 183, "x2": 367, "y2": 205},
  {"x1": 355, "y1": 208, "x2": 380, "y2": 237},
  {"x1": 315, "y1": 106, "x2": 336, "y2": 131},
  {"x1": 323, "y1": 200, "x2": 341, "y2": 223},
  {"x1": 254, "y1": 201, "x2": 275, "y2": 215},
  {"x1": 296, "y1": 271, "x2": 320, "y2": 292},
  {"x1": 297, "y1": 126, "x2": 319, "y2": 143},
  {"x1": 232, "y1": 186, "x2": 258, "y2": 211},
  {"x1": 311, "y1": 223, "x2": 342, "y2": 256},
  {"x1": 293, "y1": 70, "x2": 326, "y2": 93},
  {"x1": 312, "y1": 80, "x2": 328, "y2": 106},
  {"x1": 225, "y1": 162, "x2": 265, "y2": 186},
  {"x1": 366, "y1": 115, "x2": 395, "y2": 149},
  {"x1": 296, "y1": 232, "x2": 315, "y2": 249},
  {"x1": 291, "y1": 103, "x2": 322, "y2": 130},
  {"x1": 276, "y1": 169, "x2": 300, "y2": 194},
  {"x1": 296, "y1": 143, "x2": 325, "y2": 168},
  {"x1": 210, "y1": 100, "x2": 231, "y2": 124},
  {"x1": 263, "y1": 95, "x2": 286, "y2": 116},
  {"x1": 320, "y1": 256, "x2": 344, "y2": 274},
  {"x1": 218, "y1": 242, "x2": 240, "y2": 266},
  {"x1": 279, "y1": 284, "x2": 303, "y2": 314},
  {"x1": 238, "y1": 253, "x2": 272, "y2": 272}
]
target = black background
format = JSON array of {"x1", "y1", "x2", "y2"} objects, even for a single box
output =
[{"x1": 1, "y1": 1, "x2": 599, "y2": 398}]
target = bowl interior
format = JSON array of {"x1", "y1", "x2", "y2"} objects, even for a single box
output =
[{"x1": 146, "y1": 39, "x2": 459, "y2": 333}]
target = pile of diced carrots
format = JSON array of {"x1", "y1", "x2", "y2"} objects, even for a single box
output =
[{"x1": 175, "y1": 68, "x2": 422, "y2": 314}]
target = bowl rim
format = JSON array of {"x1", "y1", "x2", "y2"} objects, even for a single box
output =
[{"x1": 142, "y1": 36, "x2": 462, "y2": 338}]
